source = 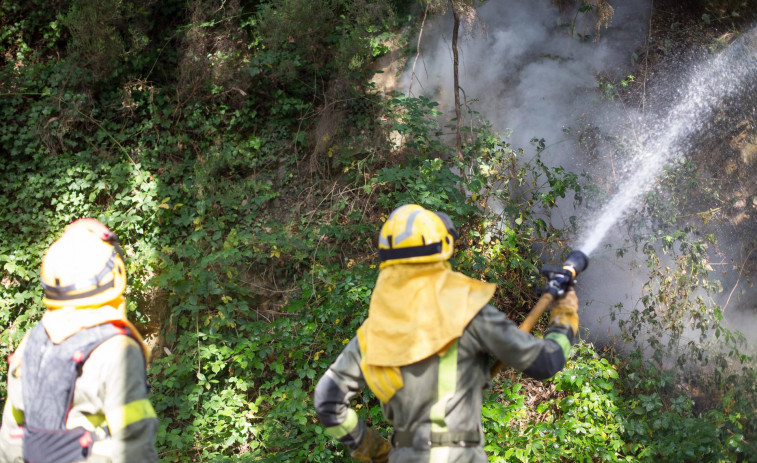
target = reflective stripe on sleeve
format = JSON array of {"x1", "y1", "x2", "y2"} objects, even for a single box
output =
[
  {"x1": 105, "y1": 399, "x2": 157, "y2": 432},
  {"x1": 325, "y1": 408, "x2": 358, "y2": 439},
  {"x1": 10, "y1": 404, "x2": 24, "y2": 425},
  {"x1": 545, "y1": 332, "x2": 571, "y2": 360}
]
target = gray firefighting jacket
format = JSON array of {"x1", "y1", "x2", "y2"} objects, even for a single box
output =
[
  {"x1": 0, "y1": 323, "x2": 158, "y2": 463},
  {"x1": 314, "y1": 304, "x2": 574, "y2": 463}
]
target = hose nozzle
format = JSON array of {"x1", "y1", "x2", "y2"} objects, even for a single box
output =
[
  {"x1": 541, "y1": 250, "x2": 589, "y2": 297},
  {"x1": 561, "y1": 250, "x2": 589, "y2": 277}
]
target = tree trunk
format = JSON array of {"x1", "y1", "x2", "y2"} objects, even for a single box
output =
[{"x1": 450, "y1": 0, "x2": 463, "y2": 161}]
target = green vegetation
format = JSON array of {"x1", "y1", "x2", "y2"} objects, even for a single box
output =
[{"x1": 1, "y1": 0, "x2": 755, "y2": 461}]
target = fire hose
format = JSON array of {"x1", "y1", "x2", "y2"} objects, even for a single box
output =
[{"x1": 490, "y1": 250, "x2": 589, "y2": 378}]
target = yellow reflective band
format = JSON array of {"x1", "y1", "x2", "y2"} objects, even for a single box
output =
[
  {"x1": 10, "y1": 404, "x2": 24, "y2": 425},
  {"x1": 325, "y1": 408, "x2": 358, "y2": 439},
  {"x1": 545, "y1": 332, "x2": 571, "y2": 360},
  {"x1": 105, "y1": 399, "x2": 157, "y2": 432},
  {"x1": 428, "y1": 341, "x2": 457, "y2": 462},
  {"x1": 85, "y1": 413, "x2": 106, "y2": 428},
  {"x1": 357, "y1": 327, "x2": 404, "y2": 403},
  {"x1": 430, "y1": 340, "x2": 458, "y2": 432}
]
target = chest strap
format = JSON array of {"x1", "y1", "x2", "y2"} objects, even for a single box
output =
[{"x1": 391, "y1": 430, "x2": 480, "y2": 448}]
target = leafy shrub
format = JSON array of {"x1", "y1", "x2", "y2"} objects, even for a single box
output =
[
  {"x1": 3, "y1": 1, "x2": 756, "y2": 462},
  {"x1": 484, "y1": 343, "x2": 629, "y2": 462}
]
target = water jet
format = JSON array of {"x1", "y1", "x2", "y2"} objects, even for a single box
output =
[{"x1": 577, "y1": 28, "x2": 757, "y2": 258}]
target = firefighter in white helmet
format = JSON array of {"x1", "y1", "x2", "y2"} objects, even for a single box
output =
[
  {"x1": 0, "y1": 219, "x2": 158, "y2": 463},
  {"x1": 314, "y1": 204, "x2": 579, "y2": 462}
]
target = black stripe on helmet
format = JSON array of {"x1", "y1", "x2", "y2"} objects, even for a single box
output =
[
  {"x1": 378, "y1": 242, "x2": 443, "y2": 262},
  {"x1": 41, "y1": 250, "x2": 119, "y2": 301}
]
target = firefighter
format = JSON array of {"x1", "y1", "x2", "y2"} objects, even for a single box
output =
[
  {"x1": 314, "y1": 204, "x2": 579, "y2": 462},
  {"x1": 0, "y1": 219, "x2": 158, "y2": 463}
]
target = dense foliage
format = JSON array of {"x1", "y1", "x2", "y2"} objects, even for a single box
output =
[{"x1": 1, "y1": 0, "x2": 755, "y2": 461}]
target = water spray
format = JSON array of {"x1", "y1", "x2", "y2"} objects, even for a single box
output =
[
  {"x1": 576, "y1": 27, "x2": 757, "y2": 258},
  {"x1": 488, "y1": 22, "x2": 757, "y2": 379},
  {"x1": 490, "y1": 250, "x2": 589, "y2": 377}
]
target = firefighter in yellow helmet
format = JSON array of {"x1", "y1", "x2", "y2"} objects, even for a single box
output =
[
  {"x1": 314, "y1": 204, "x2": 579, "y2": 462},
  {"x1": 0, "y1": 219, "x2": 158, "y2": 463}
]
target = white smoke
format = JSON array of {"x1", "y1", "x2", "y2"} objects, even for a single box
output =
[
  {"x1": 400, "y1": 0, "x2": 654, "y2": 341},
  {"x1": 398, "y1": 0, "x2": 757, "y2": 350},
  {"x1": 403, "y1": 0, "x2": 652, "y2": 158}
]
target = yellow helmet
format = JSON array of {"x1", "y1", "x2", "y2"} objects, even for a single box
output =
[
  {"x1": 40, "y1": 219, "x2": 127, "y2": 309},
  {"x1": 378, "y1": 204, "x2": 458, "y2": 269}
]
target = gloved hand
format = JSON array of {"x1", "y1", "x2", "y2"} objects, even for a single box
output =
[
  {"x1": 350, "y1": 426, "x2": 391, "y2": 463},
  {"x1": 549, "y1": 289, "x2": 578, "y2": 336}
]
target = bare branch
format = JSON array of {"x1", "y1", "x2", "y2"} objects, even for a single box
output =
[{"x1": 408, "y1": 2, "x2": 430, "y2": 97}]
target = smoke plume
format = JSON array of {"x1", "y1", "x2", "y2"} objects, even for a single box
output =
[{"x1": 398, "y1": 0, "x2": 757, "y2": 350}]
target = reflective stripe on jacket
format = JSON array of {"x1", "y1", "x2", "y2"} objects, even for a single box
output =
[{"x1": 314, "y1": 304, "x2": 573, "y2": 463}]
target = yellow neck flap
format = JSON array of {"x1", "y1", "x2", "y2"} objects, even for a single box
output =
[
  {"x1": 41, "y1": 296, "x2": 151, "y2": 363},
  {"x1": 360, "y1": 261, "x2": 495, "y2": 367}
]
